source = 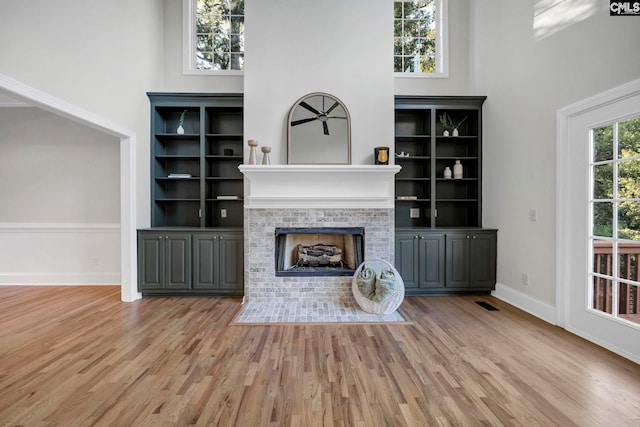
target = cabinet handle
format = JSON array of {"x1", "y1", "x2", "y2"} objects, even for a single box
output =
[
  {"x1": 158, "y1": 236, "x2": 162, "y2": 240},
  {"x1": 472, "y1": 235, "x2": 477, "y2": 239},
  {"x1": 419, "y1": 235, "x2": 424, "y2": 239},
  {"x1": 220, "y1": 236, "x2": 224, "y2": 240},
  {"x1": 165, "y1": 235, "x2": 169, "y2": 239},
  {"x1": 466, "y1": 235, "x2": 470, "y2": 239},
  {"x1": 414, "y1": 235, "x2": 419, "y2": 239}
]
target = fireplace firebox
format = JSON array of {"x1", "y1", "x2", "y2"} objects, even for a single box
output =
[{"x1": 275, "y1": 227, "x2": 364, "y2": 277}]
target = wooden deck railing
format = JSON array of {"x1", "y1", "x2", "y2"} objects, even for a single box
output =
[{"x1": 593, "y1": 241, "x2": 640, "y2": 321}]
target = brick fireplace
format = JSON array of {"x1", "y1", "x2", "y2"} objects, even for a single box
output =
[{"x1": 239, "y1": 165, "x2": 400, "y2": 305}]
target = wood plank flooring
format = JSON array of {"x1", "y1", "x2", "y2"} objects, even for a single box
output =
[{"x1": 0, "y1": 286, "x2": 639, "y2": 426}]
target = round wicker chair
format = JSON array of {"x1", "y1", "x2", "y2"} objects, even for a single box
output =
[{"x1": 351, "y1": 258, "x2": 405, "y2": 314}]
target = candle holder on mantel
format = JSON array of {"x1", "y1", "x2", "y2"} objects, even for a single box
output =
[
  {"x1": 247, "y1": 139, "x2": 258, "y2": 164},
  {"x1": 261, "y1": 146, "x2": 271, "y2": 165}
]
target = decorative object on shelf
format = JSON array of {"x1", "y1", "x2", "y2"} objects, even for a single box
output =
[
  {"x1": 374, "y1": 147, "x2": 389, "y2": 165},
  {"x1": 395, "y1": 151, "x2": 410, "y2": 158},
  {"x1": 439, "y1": 113, "x2": 467, "y2": 136},
  {"x1": 453, "y1": 160, "x2": 463, "y2": 179},
  {"x1": 396, "y1": 196, "x2": 418, "y2": 200},
  {"x1": 261, "y1": 146, "x2": 271, "y2": 164},
  {"x1": 224, "y1": 148, "x2": 234, "y2": 156},
  {"x1": 444, "y1": 167, "x2": 452, "y2": 179},
  {"x1": 247, "y1": 139, "x2": 258, "y2": 164},
  {"x1": 177, "y1": 109, "x2": 187, "y2": 134}
]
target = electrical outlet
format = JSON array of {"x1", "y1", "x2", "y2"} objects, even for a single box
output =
[
  {"x1": 522, "y1": 273, "x2": 529, "y2": 286},
  {"x1": 221, "y1": 208, "x2": 227, "y2": 218},
  {"x1": 529, "y1": 209, "x2": 537, "y2": 221},
  {"x1": 91, "y1": 257, "x2": 99, "y2": 266},
  {"x1": 410, "y1": 208, "x2": 420, "y2": 218}
]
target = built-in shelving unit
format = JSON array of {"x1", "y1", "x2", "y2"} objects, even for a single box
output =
[
  {"x1": 139, "y1": 93, "x2": 244, "y2": 296},
  {"x1": 394, "y1": 96, "x2": 497, "y2": 295}
]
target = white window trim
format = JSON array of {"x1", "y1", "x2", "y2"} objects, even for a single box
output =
[
  {"x1": 182, "y1": 0, "x2": 244, "y2": 76},
  {"x1": 394, "y1": 0, "x2": 449, "y2": 79}
]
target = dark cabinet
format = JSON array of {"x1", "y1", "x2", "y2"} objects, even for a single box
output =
[
  {"x1": 138, "y1": 232, "x2": 191, "y2": 291},
  {"x1": 138, "y1": 229, "x2": 243, "y2": 296},
  {"x1": 138, "y1": 93, "x2": 245, "y2": 296},
  {"x1": 445, "y1": 231, "x2": 497, "y2": 290},
  {"x1": 394, "y1": 96, "x2": 496, "y2": 295},
  {"x1": 395, "y1": 229, "x2": 496, "y2": 294},
  {"x1": 193, "y1": 232, "x2": 243, "y2": 291},
  {"x1": 395, "y1": 231, "x2": 444, "y2": 293}
]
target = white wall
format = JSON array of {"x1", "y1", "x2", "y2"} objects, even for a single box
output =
[
  {"x1": 0, "y1": 1, "x2": 164, "y2": 288},
  {"x1": 0, "y1": 107, "x2": 121, "y2": 284},
  {"x1": 243, "y1": 0, "x2": 394, "y2": 165},
  {"x1": 470, "y1": 0, "x2": 640, "y2": 308},
  {"x1": 395, "y1": 0, "x2": 471, "y2": 96}
]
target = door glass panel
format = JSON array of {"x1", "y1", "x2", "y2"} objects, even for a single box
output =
[
  {"x1": 618, "y1": 201, "x2": 640, "y2": 240},
  {"x1": 618, "y1": 282, "x2": 640, "y2": 325},
  {"x1": 593, "y1": 123, "x2": 613, "y2": 162},
  {"x1": 593, "y1": 239, "x2": 612, "y2": 275},
  {"x1": 592, "y1": 276, "x2": 613, "y2": 314},
  {"x1": 593, "y1": 163, "x2": 613, "y2": 199},
  {"x1": 590, "y1": 115, "x2": 640, "y2": 324},
  {"x1": 593, "y1": 202, "x2": 613, "y2": 238}
]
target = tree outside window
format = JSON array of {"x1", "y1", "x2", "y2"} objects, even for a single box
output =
[
  {"x1": 194, "y1": 0, "x2": 244, "y2": 71},
  {"x1": 394, "y1": 0, "x2": 438, "y2": 74}
]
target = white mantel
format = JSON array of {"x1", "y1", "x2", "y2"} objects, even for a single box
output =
[{"x1": 239, "y1": 165, "x2": 401, "y2": 209}]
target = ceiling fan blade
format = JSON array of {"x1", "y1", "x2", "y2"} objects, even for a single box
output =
[
  {"x1": 323, "y1": 121, "x2": 329, "y2": 135},
  {"x1": 327, "y1": 116, "x2": 347, "y2": 120},
  {"x1": 291, "y1": 117, "x2": 317, "y2": 126},
  {"x1": 299, "y1": 101, "x2": 321, "y2": 115},
  {"x1": 326, "y1": 101, "x2": 340, "y2": 114}
]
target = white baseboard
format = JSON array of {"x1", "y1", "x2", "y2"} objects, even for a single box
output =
[
  {"x1": 491, "y1": 282, "x2": 558, "y2": 325},
  {"x1": 0, "y1": 272, "x2": 120, "y2": 285}
]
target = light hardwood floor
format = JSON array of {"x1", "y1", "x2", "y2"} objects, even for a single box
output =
[{"x1": 0, "y1": 286, "x2": 638, "y2": 426}]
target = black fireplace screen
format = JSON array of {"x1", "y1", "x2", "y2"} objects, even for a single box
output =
[{"x1": 275, "y1": 227, "x2": 365, "y2": 277}]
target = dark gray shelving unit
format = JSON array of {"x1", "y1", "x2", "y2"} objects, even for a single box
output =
[
  {"x1": 394, "y1": 96, "x2": 497, "y2": 295},
  {"x1": 138, "y1": 93, "x2": 244, "y2": 296}
]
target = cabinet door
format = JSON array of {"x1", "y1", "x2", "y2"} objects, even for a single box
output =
[
  {"x1": 469, "y1": 233, "x2": 496, "y2": 289},
  {"x1": 193, "y1": 234, "x2": 220, "y2": 289},
  {"x1": 395, "y1": 233, "x2": 420, "y2": 289},
  {"x1": 418, "y1": 234, "x2": 445, "y2": 288},
  {"x1": 218, "y1": 232, "x2": 244, "y2": 290},
  {"x1": 165, "y1": 233, "x2": 191, "y2": 289},
  {"x1": 138, "y1": 233, "x2": 164, "y2": 290},
  {"x1": 445, "y1": 233, "x2": 471, "y2": 289}
]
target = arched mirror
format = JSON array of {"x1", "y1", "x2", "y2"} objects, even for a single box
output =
[{"x1": 287, "y1": 92, "x2": 351, "y2": 164}]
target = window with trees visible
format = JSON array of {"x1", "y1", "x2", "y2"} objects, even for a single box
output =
[
  {"x1": 185, "y1": 0, "x2": 244, "y2": 73},
  {"x1": 591, "y1": 115, "x2": 640, "y2": 326},
  {"x1": 394, "y1": 0, "x2": 447, "y2": 75}
]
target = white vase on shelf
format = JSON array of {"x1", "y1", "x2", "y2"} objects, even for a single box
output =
[
  {"x1": 453, "y1": 160, "x2": 463, "y2": 179},
  {"x1": 452, "y1": 128, "x2": 459, "y2": 137},
  {"x1": 443, "y1": 129, "x2": 450, "y2": 136},
  {"x1": 443, "y1": 167, "x2": 452, "y2": 179},
  {"x1": 176, "y1": 125, "x2": 185, "y2": 134}
]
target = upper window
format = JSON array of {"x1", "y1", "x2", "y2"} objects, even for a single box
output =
[
  {"x1": 394, "y1": 0, "x2": 447, "y2": 77},
  {"x1": 184, "y1": 0, "x2": 245, "y2": 74}
]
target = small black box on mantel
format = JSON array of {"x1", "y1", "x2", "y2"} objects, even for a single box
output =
[{"x1": 374, "y1": 147, "x2": 389, "y2": 165}]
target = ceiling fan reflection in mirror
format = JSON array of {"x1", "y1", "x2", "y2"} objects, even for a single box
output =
[{"x1": 290, "y1": 94, "x2": 348, "y2": 136}]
